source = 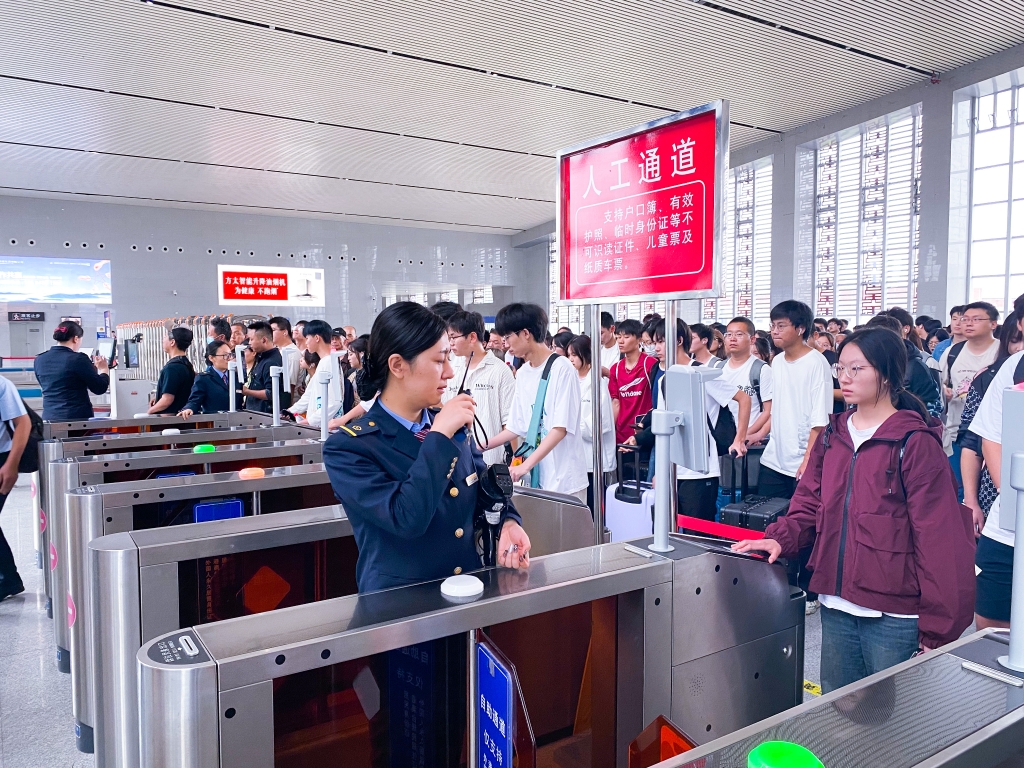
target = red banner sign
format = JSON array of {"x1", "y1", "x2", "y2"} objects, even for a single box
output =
[
  {"x1": 558, "y1": 102, "x2": 726, "y2": 303},
  {"x1": 221, "y1": 270, "x2": 290, "y2": 302}
]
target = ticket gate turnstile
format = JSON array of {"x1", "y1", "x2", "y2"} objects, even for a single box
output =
[
  {"x1": 138, "y1": 536, "x2": 805, "y2": 768},
  {"x1": 91, "y1": 505, "x2": 356, "y2": 768},
  {"x1": 39, "y1": 410, "x2": 275, "y2": 583},
  {"x1": 92, "y1": 487, "x2": 595, "y2": 768},
  {"x1": 40, "y1": 422, "x2": 319, "y2": 670},
  {"x1": 67, "y1": 463, "x2": 337, "y2": 752},
  {"x1": 652, "y1": 629, "x2": 1024, "y2": 768}
]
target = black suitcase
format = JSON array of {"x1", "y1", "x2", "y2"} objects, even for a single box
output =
[{"x1": 719, "y1": 453, "x2": 790, "y2": 532}]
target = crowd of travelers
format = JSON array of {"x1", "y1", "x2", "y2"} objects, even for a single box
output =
[{"x1": 16, "y1": 290, "x2": 1024, "y2": 692}]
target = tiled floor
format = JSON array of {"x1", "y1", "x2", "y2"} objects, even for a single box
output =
[
  {"x1": 0, "y1": 473, "x2": 825, "y2": 767},
  {"x1": 0, "y1": 477, "x2": 93, "y2": 768}
]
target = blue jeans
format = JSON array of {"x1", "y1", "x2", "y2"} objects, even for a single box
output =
[
  {"x1": 949, "y1": 440, "x2": 964, "y2": 502},
  {"x1": 820, "y1": 605, "x2": 918, "y2": 693}
]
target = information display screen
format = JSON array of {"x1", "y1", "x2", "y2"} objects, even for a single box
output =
[
  {"x1": 558, "y1": 101, "x2": 727, "y2": 303},
  {"x1": 0, "y1": 256, "x2": 112, "y2": 303}
]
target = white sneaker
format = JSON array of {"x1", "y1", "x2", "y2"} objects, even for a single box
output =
[{"x1": 805, "y1": 599, "x2": 820, "y2": 615}]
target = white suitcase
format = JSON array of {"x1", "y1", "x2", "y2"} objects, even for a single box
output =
[{"x1": 605, "y1": 483, "x2": 655, "y2": 542}]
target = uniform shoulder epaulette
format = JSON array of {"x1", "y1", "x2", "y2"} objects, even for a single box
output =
[{"x1": 335, "y1": 415, "x2": 379, "y2": 437}]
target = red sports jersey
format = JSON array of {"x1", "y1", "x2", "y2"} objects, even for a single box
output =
[{"x1": 608, "y1": 353, "x2": 657, "y2": 444}]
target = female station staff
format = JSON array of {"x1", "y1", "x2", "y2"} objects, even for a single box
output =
[
  {"x1": 34, "y1": 321, "x2": 111, "y2": 421},
  {"x1": 179, "y1": 340, "x2": 237, "y2": 417},
  {"x1": 323, "y1": 302, "x2": 531, "y2": 593}
]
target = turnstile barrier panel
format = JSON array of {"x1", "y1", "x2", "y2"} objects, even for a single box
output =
[
  {"x1": 272, "y1": 636, "x2": 466, "y2": 768},
  {"x1": 93, "y1": 453, "x2": 304, "y2": 484},
  {"x1": 178, "y1": 536, "x2": 359, "y2": 627},
  {"x1": 259, "y1": 483, "x2": 338, "y2": 515}
]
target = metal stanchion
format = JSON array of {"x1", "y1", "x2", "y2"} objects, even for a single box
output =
[
  {"x1": 999, "y1": 453, "x2": 1024, "y2": 671},
  {"x1": 318, "y1": 366, "x2": 332, "y2": 443},
  {"x1": 649, "y1": 301, "x2": 679, "y2": 554},
  {"x1": 227, "y1": 362, "x2": 237, "y2": 412},
  {"x1": 270, "y1": 366, "x2": 282, "y2": 427},
  {"x1": 589, "y1": 304, "x2": 605, "y2": 546}
]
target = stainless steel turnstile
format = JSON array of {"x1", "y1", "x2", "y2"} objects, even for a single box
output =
[
  {"x1": 138, "y1": 536, "x2": 804, "y2": 768},
  {"x1": 93, "y1": 487, "x2": 594, "y2": 767},
  {"x1": 38, "y1": 410, "x2": 275, "y2": 597},
  {"x1": 67, "y1": 463, "x2": 336, "y2": 752},
  {"x1": 654, "y1": 629, "x2": 1024, "y2": 768},
  {"x1": 91, "y1": 505, "x2": 355, "y2": 768},
  {"x1": 40, "y1": 422, "x2": 318, "y2": 671}
]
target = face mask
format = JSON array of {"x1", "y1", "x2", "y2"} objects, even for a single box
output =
[
  {"x1": 642, "y1": 343, "x2": 656, "y2": 356},
  {"x1": 206, "y1": 336, "x2": 215, "y2": 345}
]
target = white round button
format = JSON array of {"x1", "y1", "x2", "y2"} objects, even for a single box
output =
[
  {"x1": 440, "y1": 574, "x2": 484, "y2": 602},
  {"x1": 161, "y1": 428, "x2": 181, "y2": 435}
]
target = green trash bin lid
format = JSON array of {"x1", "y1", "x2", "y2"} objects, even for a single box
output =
[
  {"x1": 748, "y1": 741, "x2": 823, "y2": 768},
  {"x1": 192, "y1": 444, "x2": 216, "y2": 454}
]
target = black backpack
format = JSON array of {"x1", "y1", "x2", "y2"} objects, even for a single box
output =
[
  {"x1": 709, "y1": 359, "x2": 765, "y2": 456},
  {"x1": 5, "y1": 398, "x2": 44, "y2": 473},
  {"x1": 944, "y1": 340, "x2": 967, "y2": 388}
]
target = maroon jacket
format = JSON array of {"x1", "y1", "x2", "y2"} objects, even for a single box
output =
[{"x1": 765, "y1": 409, "x2": 976, "y2": 649}]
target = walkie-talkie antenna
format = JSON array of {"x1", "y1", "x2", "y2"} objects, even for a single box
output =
[{"x1": 458, "y1": 351, "x2": 473, "y2": 394}]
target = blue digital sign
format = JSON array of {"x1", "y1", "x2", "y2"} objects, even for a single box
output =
[
  {"x1": 0, "y1": 256, "x2": 112, "y2": 304},
  {"x1": 477, "y1": 643, "x2": 512, "y2": 768},
  {"x1": 388, "y1": 642, "x2": 434, "y2": 768}
]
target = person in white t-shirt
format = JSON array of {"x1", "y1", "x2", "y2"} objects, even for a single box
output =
[
  {"x1": 599, "y1": 311, "x2": 620, "y2": 377},
  {"x1": 720, "y1": 317, "x2": 773, "y2": 445},
  {"x1": 968, "y1": 294, "x2": 1024, "y2": 630},
  {"x1": 759, "y1": 301, "x2": 834, "y2": 614},
  {"x1": 443, "y1": 311, "x2": 516, "y2": 466},
  {"x1": 286, "y1": 320, "x2": 346, "y2": 428},
  {"x1": 567, "y1": 334, "x2": 616, "y2": 511},
  {"x1": 484, "y1": 304, "x2": 588, "y2": 499}
]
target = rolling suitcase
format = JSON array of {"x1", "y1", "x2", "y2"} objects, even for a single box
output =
[
  {"x1": 719, "y1": 453, "x2": 789, "y2": 532},
  {"x1": 605, "y1": 445, "x2": 655, "y2": 542}
]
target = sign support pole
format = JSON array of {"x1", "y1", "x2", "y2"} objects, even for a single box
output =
[
  {"x1": 590, "y1": 304, "x2": 605, "y2": 545},
  {"x1": 650, "y1": 302, "x2": 678, "y2": 553},
  {"x1": 467, "y1": 629, "x2": 479, "y2": 768}
]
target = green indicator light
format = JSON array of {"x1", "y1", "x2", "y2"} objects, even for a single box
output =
[
  {"x1": 748, "y1": 741, "x2": 824, "y2": 768},
  {"x1": 192, "y1": 444, "x2": 216, "y2": 454}
]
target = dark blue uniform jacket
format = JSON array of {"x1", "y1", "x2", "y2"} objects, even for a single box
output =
[
  {"x1": 323, "y1": 400, "x2": 520, "y2": 593},
  {"x1": 183, "y1": 367, "x2": 240, "y2": 414},
  {"x1": 34, "y1": 345, "x2": 110, "y2": 421}
]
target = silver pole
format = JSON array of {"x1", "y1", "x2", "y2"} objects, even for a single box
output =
[
  {"x1": 999, "y1": 453, "x2": 1024, "y2": 671},
  {"x1": 665, "y1": 300, "x2": 678, "y2": 536},
  {"x1": 467, "y1": 629, "x2": 479, "y2": 768},
  {"x1": 318, "y1": 366, "x2": 332, "y2": 443},
  {"x1": 650, "y1": 301, "x2": 678, "y2": 553},
  {"x1": 227, "y1": 362, "x2": 237, "y2": 413},
  {"x1": 270, "y1": 366, "x2": 282, "y2": 427},
  {"x1": 590, "y1": 304, "x2": 605, "y2": 546}
]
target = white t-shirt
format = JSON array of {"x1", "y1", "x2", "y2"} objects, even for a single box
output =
[
  {"x1": 718, "y1": 355, "x2": 773, "y2": 427},
  {"x1": 675, "y1": 377, "x2": 738, "y2": 481},
  {"x1": 970, "y1": 350, "x2": 1023, "y2": 547},
  {"x1": 278, "y1": 344, "x2": 303, "y2": 391},
  {"x1": 819, "y1": 419, "x2": 918, "y2": 618},
  {"x1": 443, "y1": 353, "x2": 516, "y2": 465},
  {"x1": 600, "y1": 343, "x2": 620, "y2": 373},
  {"x1": 507, "y1": 355, "x2": 588, "y2": 494},
  {"x1": 578, "y1": 372, "x2": 616, "y2": 474},
  {"x1": 295, "y1": 356, "x2": 344, "y2": 428},
  {"x1": 942, "y1": 338, "x2": 1000, "y2": 435},
  {"x1": 761, "y1": 348, "x2": 834, "y2": 477}
]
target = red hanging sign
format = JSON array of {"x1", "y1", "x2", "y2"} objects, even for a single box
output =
[{"x1": 558, "y1": 101, "x2": 727, "y2": 303}]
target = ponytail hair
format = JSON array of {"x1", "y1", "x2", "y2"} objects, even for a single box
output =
[
  {"x1": 837, "y1": 327, "x2": 930, "y2": 422},
  {"x1": 359, "y1": 302, "x2": 447, "y2": 401},
  {"x1": 53, "y1": 321, "x2": 84, "y2": 342}
]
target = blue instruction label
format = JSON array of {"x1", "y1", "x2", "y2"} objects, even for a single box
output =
[{"x1": 477, "y1": 643, "x2": 512, "y2": 768}]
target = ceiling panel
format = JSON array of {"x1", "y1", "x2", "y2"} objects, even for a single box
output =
[
  {"x1": 0, "y1": 144, "x2": 551, "y2": 233},
  {"x1": 161, "y1": 0, "x2": 923, "y2": 131},
  {"x1": 0, "y1": 78, "x2": 556, "y2": 202}
]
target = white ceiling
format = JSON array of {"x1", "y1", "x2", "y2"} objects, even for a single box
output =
[{"x1": 1, "y1": 0, "x2": 1022, "y2": 233}]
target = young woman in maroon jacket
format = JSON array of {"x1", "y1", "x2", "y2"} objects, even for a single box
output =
[{"x1": 734, "y1": 327, "x2": 975, "y2": 692}]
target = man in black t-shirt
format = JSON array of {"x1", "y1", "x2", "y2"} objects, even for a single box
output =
[
  {"x1": 149, "y1": 326, "x2": 196, "y2": 414},
  {"x1": 242, "y1": 321, "x2": 282, "y2": 414}
]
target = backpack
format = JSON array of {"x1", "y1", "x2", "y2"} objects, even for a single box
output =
[
  {"x1": 1016, "y1": 355, "x2": 1024, "y2": 385},
  {"x1": 4, "y1": 398, "x2": 44, "y2": 473},
  {"x1": 944, "y1": 340, "x2": 967, "y2": 388},
  {"x1": 709, "y1": 358, "x2": 765, "y2": 456}
]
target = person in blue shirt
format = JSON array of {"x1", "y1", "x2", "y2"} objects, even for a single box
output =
[
  {"x1": 33, "y1": 320, "x2": 110, "y2": 421},
  {"x1": 179, "y1": 341, "x2": 238, "y2": 417},
  {"x1": 323, "y1": 301, "x2": 530, "y2": 593}
]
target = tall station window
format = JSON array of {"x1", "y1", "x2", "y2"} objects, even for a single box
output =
[
  {"x1": 809, "y1": 109, "x2": 923, "y2": 325},
  {"x1": 961, "y1": 85, "x2": 1024, "y2": 312},
  {"x1": 701, "y1": 158, "x2": 773, "y2": 326}
]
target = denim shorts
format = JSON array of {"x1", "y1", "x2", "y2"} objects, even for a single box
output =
[{"x1": 976, "y1": 535, "x2": 1013, "y2": 622}]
